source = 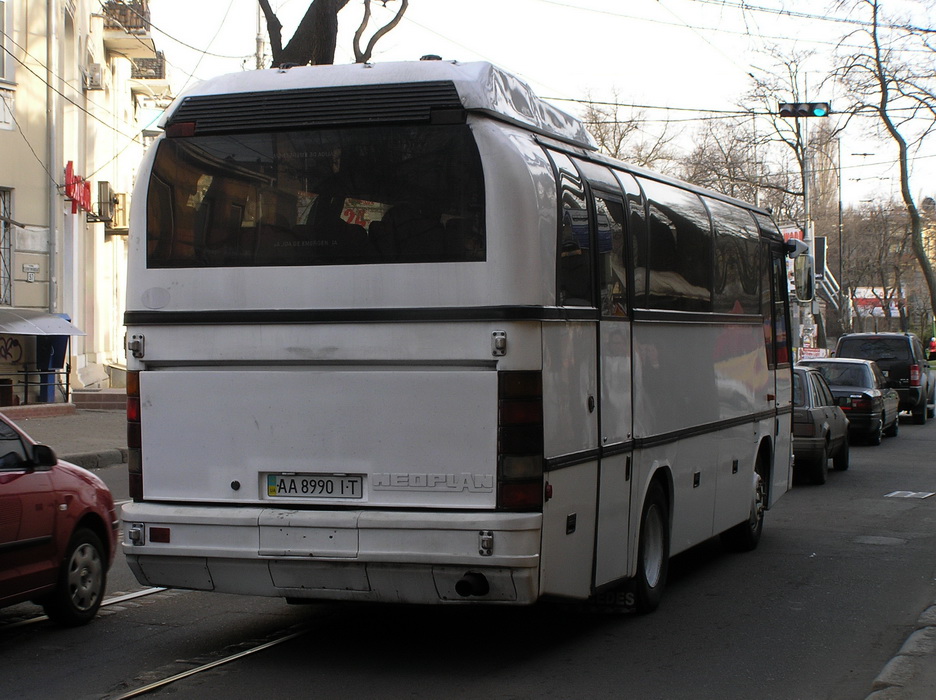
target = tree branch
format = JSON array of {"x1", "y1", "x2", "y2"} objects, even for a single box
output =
[{"x1": 354, "y1": 0, "x2": 409, "y2": 63}]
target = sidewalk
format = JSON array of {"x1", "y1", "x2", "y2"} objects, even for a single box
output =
[{"x1": 1, "y1": 405, "x2": 127, "y2": 470}]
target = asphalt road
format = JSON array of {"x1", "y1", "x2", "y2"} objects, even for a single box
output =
[{"x1": 1, "y1": 418, "x2": 934, "y2": 700}]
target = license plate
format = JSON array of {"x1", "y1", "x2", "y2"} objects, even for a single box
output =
[{"x1": 266, "y1": 474, "x2": 363, "y2": 499}]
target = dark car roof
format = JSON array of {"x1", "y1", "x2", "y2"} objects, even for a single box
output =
[{"x1": 800, "y1": 357, "x2": 876, "y2": 365}]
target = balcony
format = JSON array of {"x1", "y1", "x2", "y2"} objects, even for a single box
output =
[{"x1": 102, "y1": 1, "x2": 156, "y2": 59}]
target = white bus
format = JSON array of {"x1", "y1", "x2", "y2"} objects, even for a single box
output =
[{"x1": 122, "y1": 59, "x2": 801, "y2": 613}]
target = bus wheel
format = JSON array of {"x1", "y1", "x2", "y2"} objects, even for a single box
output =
[
  {"x1": 721, "y1": 465, "x2": 766, "y2": 552},
  {"x1": 634, "y1": 481, "x2": 669, "y2": 614}
]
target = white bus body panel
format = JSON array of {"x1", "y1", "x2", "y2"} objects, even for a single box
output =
[
  {"x1": 631, "y1": 319, "x2": 772, "y2": 556},
  {"x1": 141, "y1": 368, "x2": 497, "y2": 508},
  {"x1": 539, "y1": 322, "x2": 599, "y2": 598},
  {"x1": 123, "y1": 502, "x2": 543, "y2": 603},
  {"x1": 595, "y1": 321, "x2": 634, "y2": 586}
]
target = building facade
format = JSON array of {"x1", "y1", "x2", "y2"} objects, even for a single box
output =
[{"x1": 0, "y1": 0, "x2": 167, "y2": 404}]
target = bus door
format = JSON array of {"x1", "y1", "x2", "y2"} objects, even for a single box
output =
[
  {"x1": 592, "y1": 187, "x2": 635, "y2": 589},
  {"x1": 766, "y1": 240, "x2": 794, "y2": 504},
  {"x1": 539, "y1": 152, "x2": 600, "y2": 599}
]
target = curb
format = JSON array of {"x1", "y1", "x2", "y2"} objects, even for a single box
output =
[
  {"x1": 866, "y1": 602, "x2": 936, "y2": 699},
  {"x1": 0, "y1": 403, "x2": 77, "y2": 420},
  {"x1": 61, "y1": 448, "x2": 129, "y2": 471}
]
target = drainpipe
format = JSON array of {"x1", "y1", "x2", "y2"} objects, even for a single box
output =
[{"x1": 46, "y1": 0, "x2": 58, "y2": 313}]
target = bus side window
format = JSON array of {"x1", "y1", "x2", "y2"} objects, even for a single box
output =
[
  {"x1": 594, "y1": 195, "x2": 627, "y2": 317},
  {"x1": 550, "y1": 152, "x2": 593, "y2": 307},
  {"x1": 639, "y1": 178, "x2": 714, "y2": 312},
  {"x1": 709, "y1": 199, "x2": 761, "y2": 315}
]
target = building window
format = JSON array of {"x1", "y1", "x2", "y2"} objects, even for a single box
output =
[
  {"x1": 0, "y1": 190, "x2": 11, "y2": 305},
  {"x1": 0, "y1": 88, "x2": 12, "y2": 131},
  {"x1": 0, "y1": 1, "x2": 11, "y2": 83}
]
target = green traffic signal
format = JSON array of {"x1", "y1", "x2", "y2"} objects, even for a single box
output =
[{"x1": 778, "y1": 102, "x2": 831, "y2": 118}]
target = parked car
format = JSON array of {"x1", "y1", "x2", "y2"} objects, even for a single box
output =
[
  {"x1": 799, "y1": 357, "x2": 900, "y2": 445},
  {"x1": 792, "y1": 365, "x2": 850, "y2": 484},
  {"x1": 834, "y1": 332, "x2": 934, "y2": 424},
  {"x1": 0, "y1": 414, "x2": 117, "y2": 625}
]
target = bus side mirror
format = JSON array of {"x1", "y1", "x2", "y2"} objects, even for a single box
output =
[
  {"x1": 793, "y1": 254, "x2": 814, "y2": 302},
  {"x1": 786, "y1": 238, "x2": 809, "y2": 258}
]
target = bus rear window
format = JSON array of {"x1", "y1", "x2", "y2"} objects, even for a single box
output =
[{"x1": 146, "y1": 125, "x2": 485, "y2": 268}]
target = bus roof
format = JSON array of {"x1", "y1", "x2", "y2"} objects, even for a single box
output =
[{"x1": 159, "y1": 60, "x2": 597, "y2": 150}]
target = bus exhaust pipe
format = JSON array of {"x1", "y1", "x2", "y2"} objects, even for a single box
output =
[{"x1": 455, "y1": 572, "x2": 490, "y2": 597}]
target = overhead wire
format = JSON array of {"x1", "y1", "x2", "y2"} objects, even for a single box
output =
[{"x1": 0, "y1": 90, "x2": 61, "y2": 191}]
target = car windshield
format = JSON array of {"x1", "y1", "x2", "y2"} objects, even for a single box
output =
[
  {"x1": 813, "y1": 363, "x2": 869, "y2": 388},
  {"x1": 837, "y1": 337, "x2": 909, "y2": 362},
  {"x1": 793, "y1": 372, "x2": 805, "y2": 407}
]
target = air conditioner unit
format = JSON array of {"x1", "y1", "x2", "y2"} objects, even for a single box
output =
[
  {"x1": 85, "y1": 64, "x2": 104, "y2": 91},
  {"x1": 97, "y1": 181, "x2": 115, "y2": 222},
  {"x1": 109, "y1": 193, "x2": 129, "y2": 231}
]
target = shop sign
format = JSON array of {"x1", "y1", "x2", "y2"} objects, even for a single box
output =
[{"x1": 64, "y1": 161, "x2": 92, "y2": 214}]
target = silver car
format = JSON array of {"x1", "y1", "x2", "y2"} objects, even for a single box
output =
[{"x1": 793, "y1": 365, "x2": 850, "y2": 484}]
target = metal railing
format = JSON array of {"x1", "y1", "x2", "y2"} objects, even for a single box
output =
[{"x1": 0, "y1": 365, "x2": 71, "y2": 407}]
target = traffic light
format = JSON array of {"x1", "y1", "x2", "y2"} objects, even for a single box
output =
[{"x1": 778, "y1": 102, "x2": 831, "y2": 118}]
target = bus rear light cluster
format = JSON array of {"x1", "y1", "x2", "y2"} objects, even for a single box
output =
[
  {"x1": 127, "y1": 370, "x2": 143, "y2": 501},
  {"x1": 497, "y1": 371, "x2": 544, "y2": 510}
]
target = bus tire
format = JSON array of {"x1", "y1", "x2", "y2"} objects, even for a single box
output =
[
  {"x1": 721, "y1": 463, "x2": 766, "y2": 552},
  {"x1": 634, "y1": 481, "x2": 669, "y2": 615}
]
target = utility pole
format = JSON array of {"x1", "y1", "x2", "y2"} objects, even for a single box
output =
[
  {"x1": 256, "y1": 7, "x2": 265, "y2": 70},
  {"x1": 778, "y1": 101, "x2": 831, "y2": 353}
]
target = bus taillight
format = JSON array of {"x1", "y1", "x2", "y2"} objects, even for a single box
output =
[
  {"x1": 497, "y1": 371, "x2": 544, "y2": 510},
  {"x1": 165, "y1": 121, "x2": 196, "y2": 138},
  {"x1": 127, "y1": 370, "x2": 143, "y2": 500}
]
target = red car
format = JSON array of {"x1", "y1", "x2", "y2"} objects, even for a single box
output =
[{"x1": 0, "y1": 414, "x2": 117, "y2": 625}]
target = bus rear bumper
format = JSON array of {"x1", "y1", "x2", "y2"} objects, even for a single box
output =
[{"x1": 121, "y1": 502, "x2": 543, "y2": 605}]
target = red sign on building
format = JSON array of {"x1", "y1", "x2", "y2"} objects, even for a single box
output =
[{"x1": 64, "y1": 161, "x2": 92, "y2": 214}]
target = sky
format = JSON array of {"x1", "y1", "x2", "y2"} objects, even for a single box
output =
[{"x1": 145, "y1": 0, "x2": 936, "y2": 207}]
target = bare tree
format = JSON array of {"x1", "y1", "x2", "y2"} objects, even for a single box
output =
[
  {"x1": 834, "y1": 0, "x2": 936, "y2": 319},
  {"x1": 844, "y1": 201, "x2": 914, "y2": 331},
  {"x1": 678, "y1": 116, "x2": 802, "y2": 222},
  {"x1": 258, "y1": 0, "x2": 408, "y2": 67},
  {"x1": 580, "y1": 95, "x2": 679, "y2": 174},
  {"x1": 745, "y1": 47, "x2": 848, "y2": 228}
]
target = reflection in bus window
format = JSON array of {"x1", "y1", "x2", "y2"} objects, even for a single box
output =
[
  {"x1": 639, "y1": 179, "x2": 713, "y2": 312},
  {"x1": 551, "y1": 152, "x2": 593, "y2": 307},
  {"x1": 146, "y1": 125, "x2": 485, "y2": 268},
  {"x1": 594, "y1": 196, "x2": 627, "y2": 317},
  {"x1": 708, "y1": 199, "x2": 761, "y2": 314}
]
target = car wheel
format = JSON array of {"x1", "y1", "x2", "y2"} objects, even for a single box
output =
[
  {"x1": 634, "y1": 481, "x2": 670, "y2": 614},
  {"x1": 41, "y1": 528, "x2": 107, "y2": 627},
  {"x1": 913, "y1": 401, "x2": 927, "y2": 425},
  {"x1": 832, "y1": 438, "x2": 850, "y2": 471},
  {"x1": 868, "y1": 416, "x2": 884, "y2": 445},
  {"x1": 884, "y1": 413, "x2": 899, "y2": 437},
  {"x1": 811, "y1": 442, "x2": 828, "y2": 484}
]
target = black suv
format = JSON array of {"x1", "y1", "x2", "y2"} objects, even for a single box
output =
[{"x1": 834, "y1": 332, "x2": 935, "y2": 424}]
